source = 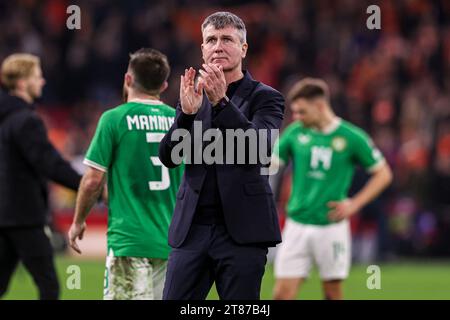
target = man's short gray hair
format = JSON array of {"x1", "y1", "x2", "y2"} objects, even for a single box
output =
[{"x1": 201, "y1": 11, "x2": 247, "y2": 43}]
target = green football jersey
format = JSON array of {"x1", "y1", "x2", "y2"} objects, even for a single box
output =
[
  {"x1": 84, "y1": 99, "x2": 182, "y2": 259},
  {"x1": 274, "y1": 118, "x2": 384, "y2": 225}
]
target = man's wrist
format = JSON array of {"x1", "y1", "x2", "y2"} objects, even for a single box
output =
[
  {"x1": 213, "y1": 95, "x2": 229, "y2": 107},
  {"x1": 183, "y1": 111, "x2": 197, "y2": 116},
  {"x1": 73, "y1": 218, "x2": 85, "y2": 226},
  {"x1": 349, "y1": 197, "x2": 363, "y2": 212},
  {"x1": 181, "y1": 107, "x2": 198, "y2": 115}
]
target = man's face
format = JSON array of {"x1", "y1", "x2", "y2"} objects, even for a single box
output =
[
  {"x1": 290, "y1": 98, "x2": 322, "y2": 127},
  {"x1": 201, "y1": 25, "x2": 247, "y2": 72},
  {"x1": 24, "y1": 65, "x2": 45, "y2": 100}
]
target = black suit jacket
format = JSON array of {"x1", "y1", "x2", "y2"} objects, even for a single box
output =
[
  {"x1": 159, "y1": 71, "x2": 284, "y2": 247},
  {"x1": 0, "y1": 92, "x2": 81, "y2": 227}
]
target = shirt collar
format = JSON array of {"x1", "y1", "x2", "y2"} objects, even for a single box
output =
[
  {"x1": 311, "y1": 117, "x2": 341, "y2": 134},
  {"x1": 128, "y1": 98, "x2": 163, "y2": 105},
  {"x1": 226, "y1": 74, "x2": 245, "y2": 98},
  {"x1": 322, "y1": 117, "x2": 341, "y2": 134}
]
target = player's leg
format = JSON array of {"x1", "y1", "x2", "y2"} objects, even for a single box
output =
[
  {"x1": 163, "y1": 224, "x2": 214, "y2": 300},
  {"x1": 322, "y1": 279, "x2": 343, "y2": 300},
  {"x1": 273, "y1": 278, "x2": 304, "y2": 300},
  {"x1": 13, "y1": 227, "x2": 59, "y2": 300},
  {"x1": 312, "y1": 220, "x2": 351, "y2": 300},
  {"x1": 273, "y1": 219, "x2": 313, "y2": 300},
  {"x1": 0, "y1": 230, "x2": 19, "y2": 297}
]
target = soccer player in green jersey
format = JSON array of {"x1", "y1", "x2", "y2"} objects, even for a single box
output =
[
  {"x1": 68, "y1": 48, "x2": 183, "y2": 300},
  {"x1": 271, "y1": 78, "x2": 392, "y2": 300}
]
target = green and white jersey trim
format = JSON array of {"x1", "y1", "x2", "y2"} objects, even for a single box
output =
[
  {"x1": 83, "y1": 158, "x2": 108, "y2": 172},
  {"x1": 367, "y1": 158, "x2": 386, "y2": 173}
]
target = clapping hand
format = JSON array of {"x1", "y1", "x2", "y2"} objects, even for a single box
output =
[
  {"x1": 180, "y1": 67, "x2": 203, "y2": 115},
  {"x1": 198, "y1": 63, "x2": 227, "y2": 106}
]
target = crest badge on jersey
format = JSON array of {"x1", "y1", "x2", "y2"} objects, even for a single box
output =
[{"x1": 331, "y1": 136, "x2": 347, "y2": 152}]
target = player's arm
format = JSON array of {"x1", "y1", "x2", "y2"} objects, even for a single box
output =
[
  {"x1": 268, "y1": 126, "x2": 293, "y2": 198},
  {"x1": 68, "y1": 166, "x2": 106, "y2": 254},
  {"x1": 328, "y1": 128, "x2": 393, "y2": 222},
  {"x1": 268, "y1": 155, "x2": 287, "y2": 200},
  {"x1": 353, "y1": 162, "x2": 392, "y2": 207},
  {"x1": 328, "y1": 163, "x2": 392, "y2": 221}
]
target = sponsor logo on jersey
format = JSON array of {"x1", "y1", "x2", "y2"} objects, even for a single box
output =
[{"x1": 307, "y1": 170, "x2": 326, "y2": 179}]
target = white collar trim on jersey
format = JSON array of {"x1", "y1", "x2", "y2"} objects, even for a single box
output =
[
  {"x1": 320, "y1": 117, "x2": 341, "y2": 134},
  {"x1": 128, "y1": 98, "x2": 163, "y2": 105}
]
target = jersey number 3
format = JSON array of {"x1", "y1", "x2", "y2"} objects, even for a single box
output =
[{"x1": 146, "y1": 133, "x2": 170, "y2": 191}]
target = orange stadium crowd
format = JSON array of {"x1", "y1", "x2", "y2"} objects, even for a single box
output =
[{"x1": 0, "y1": 0, "x2": 449, "y2": 258}]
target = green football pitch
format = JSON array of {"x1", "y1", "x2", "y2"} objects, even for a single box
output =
[{"x1": 2, "y1": 255, "x2": 450, "y2": 300}]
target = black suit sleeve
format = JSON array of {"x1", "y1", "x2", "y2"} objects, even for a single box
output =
[
  {"x1": 12, "y1": 113, "x2": 81, "y2": 191},
  {"x1": 159, "y1": 102, "x2": 197, "y2": 168}
]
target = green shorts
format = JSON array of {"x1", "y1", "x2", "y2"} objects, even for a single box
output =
[{"x1": 103, "y1": 251, "x2": 167, "y2": 300}]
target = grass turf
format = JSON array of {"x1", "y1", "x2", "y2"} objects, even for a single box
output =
[{"x1": 2, "y1": 255, "x2": 450, "y2": 300}]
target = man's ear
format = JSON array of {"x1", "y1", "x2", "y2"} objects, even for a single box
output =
[
  {"x1": 124, "y1": 73, "x2": 133, "y2": 88},
  {"x1": 15, "y1": 78, "x2": 26, "y2": 91},
  {"x1": 159, "y1": 81, "x2": 168, "y2": 94},
  {"x1": 241, "y1": 43, "x2": 248, "y2": 59},
  {"x1": 201, "y1": 43, "x2": 206, "y2": 62},
  {"x1": 317, "y1": 98, "x2": 328, "y2": 112}
]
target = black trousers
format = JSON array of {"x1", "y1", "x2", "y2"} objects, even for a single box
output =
[
  {"x1": 163, "y1": 223, "x2": 268, "y2": 300},
  {"x1": 0, "y1": 226, "x2": 59, "y2": 300}
]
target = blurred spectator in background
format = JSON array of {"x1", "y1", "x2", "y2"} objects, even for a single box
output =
[{"x1": 0, "y1": 53, "x2": 81, "y2": 299}]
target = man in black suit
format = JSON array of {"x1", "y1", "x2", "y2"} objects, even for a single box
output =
[
  {"x1": 159, "y1": 11, "x2": 285, "y2": 300},
  {"x1": 0, "y1": 53, "x2": 81, "y2": 299}
]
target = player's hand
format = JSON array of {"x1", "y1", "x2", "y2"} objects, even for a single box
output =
[
  {"x1": 327, "y1": 199, "x2": 359, "y2": 222},
  {"x1": 198, "y1": 63, "x2": 227, "y2": 106},
  {"x1": 180, "y1": 67, "x2": 203, "y2": 115},
  {"x1": 68, "y1": 222, "x2": 86, "y2": 254}
]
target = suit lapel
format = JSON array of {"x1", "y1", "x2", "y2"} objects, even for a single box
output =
[
  {"x1": 196, "y1": 70, "x2": 259, "y2": 132},
  {"x1": 197, "y1": 96, "x2": 212, "y2": 132},
  {"x1": 230, "y1": 71, "x2": 259, "y2": 110}
]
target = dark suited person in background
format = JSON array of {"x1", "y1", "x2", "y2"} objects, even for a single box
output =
[
  {"x1": 0, "y1": 53, "x2": 81, "y2": 299},
  {"x1": 159, "y1": 12, "x2": 285, "y2": 300}
]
